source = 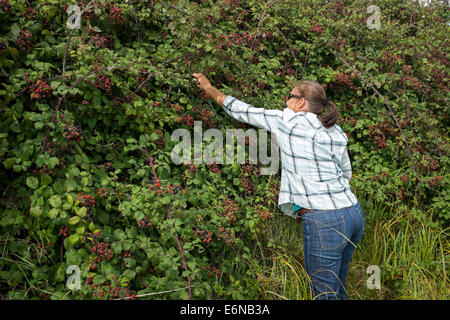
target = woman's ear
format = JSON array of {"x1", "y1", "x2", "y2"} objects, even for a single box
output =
[{"x1": 295, "y1": 98, "x2": 307, "y2": 112}]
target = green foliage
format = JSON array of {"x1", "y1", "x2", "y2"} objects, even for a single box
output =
[{"x1": 0, "y1": 0, "x2": 448, "y2": 299}]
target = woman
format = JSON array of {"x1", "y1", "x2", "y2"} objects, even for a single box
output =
[{"x1": 192, "y1": 73, "x2": 365, "y2": 300}]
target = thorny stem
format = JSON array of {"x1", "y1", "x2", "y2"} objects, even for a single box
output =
[
  {"x1": 129, "y1": 0, "x2": 141, "y2": 42},
  {"x1": 334, "y1": 54, "x2": 417, "y2": 172},
  {"x1": 140, "y1": 148, "x2": 192, "y2": 299},
  {"x1": 334, "y1": 53, "x2": 424, "y2": 206},
  {"x1": 167, "y1": 206, "x2": 192, "y2": 300}
]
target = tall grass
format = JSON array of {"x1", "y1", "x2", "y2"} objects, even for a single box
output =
[{"x1": 250, "y1": 193, "x2": 449, "y2": 300}]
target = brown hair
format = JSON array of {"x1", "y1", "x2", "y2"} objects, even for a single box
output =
[{"x1": 293, "y1": 80, "x2": 338, "y2": 128}]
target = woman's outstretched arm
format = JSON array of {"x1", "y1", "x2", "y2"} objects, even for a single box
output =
[{"x1": 192, "y1": 73, "x2": 282, "y2": 133}]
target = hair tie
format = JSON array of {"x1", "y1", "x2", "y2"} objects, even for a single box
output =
[{"x1": 322, "y1": 97, "x2": 330, "y2": 107}]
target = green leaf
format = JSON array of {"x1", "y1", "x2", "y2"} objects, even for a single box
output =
[
  {"x1": 3, "y1": 158, "x2": 15, "y2": 169},
  {"x1": 94, "y1": 275, "x2": 105, "y2": 285},
  {"x1": 50, "y1": 81, "x2": 61, "y2": 90},
  {"x1": 69, "y1": 216, "x2": 80, "y2": 225},
  {"x1": 26, "y1": 176, "x2": 39, "y2": 189},
  {"x1": 49, "y1": 195, "x2": 62, "y2": 208},
  {"x1": 30, "y1": 206, "x2": 42, "y2": 217},
  {"x1": 182, "y1": 270, "x2": 191, "y2": 277},
  {"x1": 55, "y1": 264, "x2": 65, "y2": 282},
  {"x1": 77, "y1": 207, "x2": 87, "y2": 217},
  {"x1": 124, "y1": 258, "x2": 136, "y2": 268},
  {"x1": 68, "y1": 234, "x2": 80, "y2": 245},
  {"x1": 112, "y1": 243, "x2": 122, "y2": 255},
  {"x1": 150, "y1": 132, "x2": 160, "y2": 141},
  {"x1": 69, "y1": 167, "x2": 80, "y2": 176},
  {"x1": 179, "y1": 97, "x2": 188, "y2": 104},
  {"x1": 9, "y1": 47, "x2": 19, "y2": 58},
  {"x1": 160, "y1": 196, "x2": 171, "y2": 204},
  {"x1": 67, "y1": 195, "x2": 73, "y2": 205},
  {"x1": 76, "y1": 225, "x2": 85, "y2": 234},
  {"x1": 40, "y1": 174, "x2": 52, "y2": 186},
  {"x1": 47, "y1": 157, "x2": 60, "y2": 169},
  {"x1": 64, "y1": 179, "x2": 77, "y2": 192},
  {"x1": 11, "y1": 24, "x2": 20, "y2": 38},
  {"x1": 88, "y1": 117, "x2": 97, "y2": 129},
  {"x1": 126, "y1": 137, "x2": 137, "y2": 144},
  {"x1": 114, "y1": 229, "x2": 126, "y2": 241},
  {"x1": 48, "y1": 208, "x2": 59, "y2": 219},
  {"x1": 122, "y1": 269, "x2": 136, "y2": 281}
]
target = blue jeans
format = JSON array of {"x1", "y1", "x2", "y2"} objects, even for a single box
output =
[{"x1": 300, "y1": 202, "x2": 365, "y2": 300}]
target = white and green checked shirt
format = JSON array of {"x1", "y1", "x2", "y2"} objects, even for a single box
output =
[{"x1": 222, "y1": 95, "x2": 358, "y2": 219}]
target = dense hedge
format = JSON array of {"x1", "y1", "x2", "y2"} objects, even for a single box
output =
[{"x1": 0, "y1": 0, "x2": 448, "y2": 299}]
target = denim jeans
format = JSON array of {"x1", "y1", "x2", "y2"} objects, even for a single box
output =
[{"x1": 300, "y1": 202, "x2": 365, "y2": 300}]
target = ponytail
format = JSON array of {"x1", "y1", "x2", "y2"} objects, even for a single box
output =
[{"x1": 317, "y1": 100, "x2": 338, "y2": 128}]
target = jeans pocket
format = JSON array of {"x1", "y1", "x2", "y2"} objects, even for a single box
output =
[{"x1": 312, "y1": 212, "x2": 348, "y2": 250}]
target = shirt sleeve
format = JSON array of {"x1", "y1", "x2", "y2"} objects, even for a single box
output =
[
  {"x1": 337, "y1": 146, "x2": 352, "y2": 182},
  {"x1": 222, "y1": 95, "x2": 282, "y2": 133}
]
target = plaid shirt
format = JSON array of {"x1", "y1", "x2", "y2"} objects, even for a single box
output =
[{"x1": 222, "y1": 95, "x2": 358, "y2": 219}]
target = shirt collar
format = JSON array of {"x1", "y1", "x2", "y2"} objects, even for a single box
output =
[{"x1": 283, "y1": 108, "x2": 323, "y2": 129}]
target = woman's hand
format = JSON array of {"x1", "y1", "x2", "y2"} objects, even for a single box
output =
[
  {"x1": 192, "y1": 73, "x2": 212, "y2": 91},
  {"x1": 192, "y1": 72, "x2": 226, "y2": 107}
]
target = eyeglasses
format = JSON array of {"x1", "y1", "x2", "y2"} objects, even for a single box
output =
[{"x1": 287, "y1": 94, "x2": 312, "y2": 104}]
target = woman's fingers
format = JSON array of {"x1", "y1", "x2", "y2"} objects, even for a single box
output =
[
  {"x1": 192, "y1": 73, "x2": 211, "y2": 91},
  {"x1": 192, "y1": 73, "x2": 205, "y2": 87},
  {"x1": 192, "y1": 73, "x2": 204, "y2": 79}
]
